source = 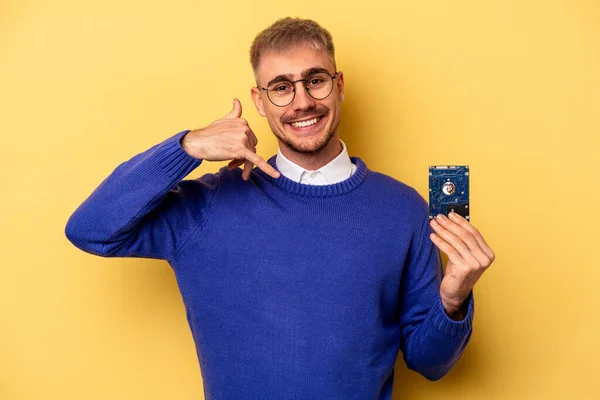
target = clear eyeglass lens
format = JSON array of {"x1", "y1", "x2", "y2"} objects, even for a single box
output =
[{"x1": 305, "y1": 73, "x2": 332, "y2": 98}]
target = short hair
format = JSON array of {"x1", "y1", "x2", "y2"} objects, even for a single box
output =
[{"x1": 250, "y1": 17, "x2": 336, "y2": 78}]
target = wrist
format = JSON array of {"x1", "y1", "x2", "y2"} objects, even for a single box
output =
[
  {"x1": 180, "y1": 129, "x2": 201, "y2": 158},
  {"x1": 441, "y1": 292, "x2": 471, "y2": 321},
  {"x1": 444, "y1": 306, "x2": 466, "y2": 321}
]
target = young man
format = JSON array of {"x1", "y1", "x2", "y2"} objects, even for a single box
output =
[{"x1": 66, "y1": 17, "x2": 494, "y2": 400}]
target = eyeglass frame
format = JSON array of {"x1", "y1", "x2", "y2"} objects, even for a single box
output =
[{"x1": 259, "y1": 71, "x2": 339, "y2": 107}]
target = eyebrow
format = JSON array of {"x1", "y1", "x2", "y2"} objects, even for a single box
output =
[{"x1": 265, "y1": 67, "x2": 333, "y2": 88}]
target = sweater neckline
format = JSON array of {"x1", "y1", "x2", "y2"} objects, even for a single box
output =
[{"x1": 256, "y1": 155, "x2": 369, "y2": 197}]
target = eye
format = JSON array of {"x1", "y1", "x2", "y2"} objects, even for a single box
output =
[
  {"x1": 271, "y1": 82, "x2": 293, "y2": 92},
  {"x1": 306, "y1": 74, "x2": 327, "y2": 87}
]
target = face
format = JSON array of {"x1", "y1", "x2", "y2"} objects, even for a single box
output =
[{"x1": 251, "y1": 45, "x2": 344, "y2": 156}]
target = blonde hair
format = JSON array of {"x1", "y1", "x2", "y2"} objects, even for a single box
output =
[{"x1": 250, "y1": 17, "x2": 336, "y2": 77}]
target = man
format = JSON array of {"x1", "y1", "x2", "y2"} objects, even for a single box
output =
[{"x1": 66, "y1": 17, "x2": 494, "y2": 400}]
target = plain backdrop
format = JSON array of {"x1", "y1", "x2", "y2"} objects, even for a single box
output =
[{"x1": 1, "y1": 0, "x2": 598, "y2": 399}]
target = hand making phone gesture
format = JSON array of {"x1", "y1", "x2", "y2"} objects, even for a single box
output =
[{"x1": 181, "y1": 98, "x2": 281, "y2": 181}]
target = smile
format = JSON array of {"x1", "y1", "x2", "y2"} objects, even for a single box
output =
[{"x1": 289, "y1": 117, "x2": 321, "y2": 128}]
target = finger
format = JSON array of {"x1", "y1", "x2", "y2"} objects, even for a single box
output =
[
  {"x1": 435, "y1": 214, "x2": 492, "y2": 267},
  {"x1": 434, "y1": 214, "x2": 487, "y2": 262},
  {"x1": 247, "y1": 133, "x2": 257, "y2": 152},
  {"x1": 242, "y1": 159, "x2": 254, "y2": 180},
  {"x1": 243, "y1": 150, "x2": 280, "y2": 179},
  {"x1": 228, "y1": 159, "x2": 244, "y2": 170},
  {"x1": 448, "y1": 212, "x2": 495, "y2": 261},
  {"x1": 429, "y1": 232, "x2": 466, "y2": 267},
  {"x1": 247, "y1": 126, "x2": 258, "y2": 147},
  {"x1": 430, "y1": 217, "x2": 481, "y2": 266},
  {"x1": 241, "y1": 137, "x2": 257, "y2": 179},
  {"x1": 228, "y1": 130, "x2": 256, "y2": 172},
  {"x1": 224, "y1": 98, "x2": 243, "y2": 119}
]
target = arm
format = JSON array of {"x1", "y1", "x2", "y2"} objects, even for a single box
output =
[
  {"x1": 399, "y1": 208, "x2": 495, "y2": 381},
  {"x1": 65, "y1": 99, "x2": 280, "y2": 261},
  {"x1": 65, "y1": 130, "x2": 208, "y2": 261},
  {"x1": 398, "y1": 212, "x2": 475, "y2": 381}
]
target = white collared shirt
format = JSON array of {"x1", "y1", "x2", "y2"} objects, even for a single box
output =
[{"x1": 276, "y1": 140, "x2": 357, "y2": 185}]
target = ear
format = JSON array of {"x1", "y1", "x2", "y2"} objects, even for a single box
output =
[
  {"x1": 251, "y1": 86, "x2": 267, "y2": 117},
  {"x1": 336, "y1": 71, "x2": 345, "y2": 102}
]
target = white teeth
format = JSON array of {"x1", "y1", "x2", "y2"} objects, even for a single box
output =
[{"x1": 291, "y1": 117, "x2": 320, "y2": 128}]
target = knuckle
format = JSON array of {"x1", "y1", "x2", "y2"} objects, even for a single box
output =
[
  {"x1": 231, "y1": 147, "x2": 244, "y2": 158},
  {"x1": 453, "y1": 255, "x2": 464, "y2": 265},
  {"x1": 458, "y1": 230, "x2": 470, "y2": 241},
  {"x1": 477, "y1": 250, "x2": 489, "y2": 263},
  {"x1": 448, "y1": 235, "x2": 460, "y2": 246},
  {"x1": 466, "y1": 236, "x2": 478, "y2": 248},
  {"x1": 469, "y1": 261, "x2": 480, "y2": 271},
  {"x1": 479, "y1": 256, "x2": 490, "y2": 268}
]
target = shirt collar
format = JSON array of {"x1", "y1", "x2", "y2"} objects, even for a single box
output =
[{"x1": 276, "y1": 140, "x2": 354, "y2": 184}]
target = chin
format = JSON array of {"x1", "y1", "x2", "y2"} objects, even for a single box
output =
[{"x1": 281, "y1": 128, "x2": 335, "y2": 155}]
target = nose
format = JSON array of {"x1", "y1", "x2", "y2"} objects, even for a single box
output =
[{"x1": 291, "y1": 82, "x2": 316, "y2": 110}]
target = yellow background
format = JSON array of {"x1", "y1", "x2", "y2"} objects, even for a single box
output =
[{"x1": 1, "y1": 0, "x2": 598, "y2": 398}]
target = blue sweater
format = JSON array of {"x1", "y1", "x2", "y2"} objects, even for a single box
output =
[{"x1": 65, "y1": 130, "x2": 473, "y2": 400}]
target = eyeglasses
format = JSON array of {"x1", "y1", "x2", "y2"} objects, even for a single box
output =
[{"x1": 261, "y1": 72, "x2": 337, "y2": 107}]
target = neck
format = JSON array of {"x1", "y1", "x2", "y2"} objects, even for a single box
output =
[{"x1": 278, "y1": 133, "x2": 343, "y2": 170}]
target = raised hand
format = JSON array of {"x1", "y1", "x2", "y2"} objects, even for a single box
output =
[
  {"x1": 181, "y1": 98, "x2": 280, "y2": 180},
  {"x1": 429, "y1": 212, "x2": 495, "y2": 319}
]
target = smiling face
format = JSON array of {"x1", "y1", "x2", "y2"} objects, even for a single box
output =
[{"x1": 251, "y1": 44, "x2": 344, "y2": 163}]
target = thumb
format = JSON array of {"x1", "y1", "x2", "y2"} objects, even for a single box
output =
[{"x1": 224, "y1": 98, "x2": 242, "y2": 119}]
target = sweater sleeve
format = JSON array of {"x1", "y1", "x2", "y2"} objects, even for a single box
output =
[
  {"x1": 398, "y1": 210, "x2": 475, "y2": 381},
  {"x1": 65, "y1": 130, "x2": 217, "y2": 262}
]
